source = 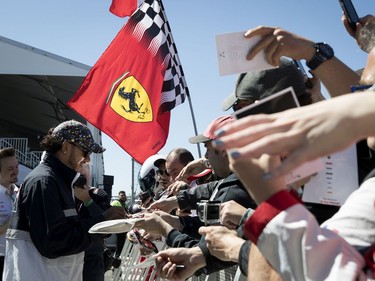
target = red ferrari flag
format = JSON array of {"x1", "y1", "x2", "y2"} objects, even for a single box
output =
[
  {"x1": 109, "y1": 0, "x2": 138, "y2": 18},
  {"x1": 68, "y1": 0, "x2": 189, "y2": 163}
]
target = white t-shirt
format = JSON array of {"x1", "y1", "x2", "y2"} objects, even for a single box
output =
[{"x1": 0, "y1": 184, "x2": 16, "y2": 256}]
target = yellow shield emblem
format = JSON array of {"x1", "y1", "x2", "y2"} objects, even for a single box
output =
[{"x1": 110, "y1": 75, "x2": 153, "y2": 122}]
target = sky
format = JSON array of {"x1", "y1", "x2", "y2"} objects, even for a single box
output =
[{"x1": 1, "y1": 0, "x2": 374, "y2": 197}]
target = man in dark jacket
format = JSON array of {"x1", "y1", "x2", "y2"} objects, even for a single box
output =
[{"x1": 4, "y1": 120, "x2": 124, "y2": 281}]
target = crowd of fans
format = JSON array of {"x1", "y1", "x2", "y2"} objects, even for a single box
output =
[{"x1": 2, "y1": 8, "x2": 375, "y2": 281}]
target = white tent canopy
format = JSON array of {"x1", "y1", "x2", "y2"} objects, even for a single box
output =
[{"x1": 0, "y1": 35, "x2": 105, "y2": 187}]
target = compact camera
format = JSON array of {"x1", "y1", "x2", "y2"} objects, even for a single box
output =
[{"x1": 197, "y1": 200, "x2": 221, "y2": 225}]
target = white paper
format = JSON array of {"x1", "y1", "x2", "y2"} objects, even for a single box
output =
[
  {"x1": 286, "y1": 158, "x2": 324, "y2": 185},
  {"x1": 88, "y1": 218, "x2": 143, "y2": 234},
  {"x1": 215, "y1": 31, "x2": 275, "y2": 76},
  {"x1": 302, "y1": 145, "x2": 358, "y2": 206}
]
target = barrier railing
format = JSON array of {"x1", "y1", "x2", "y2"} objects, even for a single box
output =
[
  {"x1": 0, "y1": 138, "x2": 43, "y2": 168},
  {"x1": 111, "y1": 238, "x2": 246, "y2": 281}
]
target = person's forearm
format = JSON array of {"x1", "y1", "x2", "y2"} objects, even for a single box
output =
[
  {"x1": 228, "y1": 238, "x2": 245, "y2": 262},
  {"x1": 311, "y1": 57, "x2": 360, "y2": 97},
  {"x1": 350, "y1": 92, "x2": 375, "y2": 138},
  {"x1": 160, "y1": 221, "x2": 174, "y2": 237}
]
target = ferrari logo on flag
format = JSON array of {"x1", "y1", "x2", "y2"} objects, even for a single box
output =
[{"x1": 109, "y1": 75, "x2": 153, "y2": 122}]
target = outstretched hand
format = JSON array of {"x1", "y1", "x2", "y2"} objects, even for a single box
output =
[
  {"x1": 213, "y1": 93, "x2": 375, "y2": 181},
  {"x1": 154, "y1": 247, "x2": 206, "y2": 281}
]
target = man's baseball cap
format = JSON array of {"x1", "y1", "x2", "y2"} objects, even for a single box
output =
[
  {"x1": 189, "y1": 115, "x2": 235, "y2": 144},
  {"x1": 222, "y1": 58, "x2": 306, "y2": 111},
  {"x1": 52, "y1": 120, "x2": 105, "y2": 154}
]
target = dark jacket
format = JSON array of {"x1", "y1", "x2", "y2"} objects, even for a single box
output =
[
  {"x1": 7, "y1": 153, "x2": 105, "y2": 258},
  {"x1": 167, "y1": 173, "x2": 257, "y2": 275}
]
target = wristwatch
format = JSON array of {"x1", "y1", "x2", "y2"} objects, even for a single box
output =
[{"x1": 306, "y1": 42, "x2": 334, "y2": 70}]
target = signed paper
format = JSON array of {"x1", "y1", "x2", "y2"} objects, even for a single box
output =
[
  {"x1": 88, "y1": 218, "x2": 143, "y2": 234},
  {"x1": 302, "y1": 145, "x2": 358, "y2": 206},
  {"x1": 215, "y1": 31, "x2": 275, "y2": 76},
  {"x1": 286, "y1": 158, "x2": 324, "y2": 185}
]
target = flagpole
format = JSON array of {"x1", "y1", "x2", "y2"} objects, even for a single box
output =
[
  {"x1": 186, "y1": 93, "x2": 202, "y2": 158},
  {"x1": 158, "y1": 0, "x2": 202, "y2": 158},
  {"x1": 131, "y1": 157, "x2": 135, "y2": 204}
]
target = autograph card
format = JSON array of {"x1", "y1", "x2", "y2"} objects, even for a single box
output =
[
  {"x1": 88, "y1": 218, "x2": 143, "y2": 234},
  {"x1": 215, "y1": 31, "x2": 275, "y2": 76}
]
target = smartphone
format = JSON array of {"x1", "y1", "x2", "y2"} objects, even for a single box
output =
[{"x1": 338, "y1": 0, "x2": 359, "y2": 30}]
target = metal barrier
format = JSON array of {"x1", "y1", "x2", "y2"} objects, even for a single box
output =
[
  {"x1": 112, "y1": 239, "x2": 165, "y2": 281},
  {"x1": 0, "y1": 138, "x2": 43, "y2": 168},
  {"x1": 111, "y1": 238, "x2": 246, "y2": 281}
]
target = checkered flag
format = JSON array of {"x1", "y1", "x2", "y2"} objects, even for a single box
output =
[{"x1": 136, "y1": 0, "x2": 189, "y2": 112}]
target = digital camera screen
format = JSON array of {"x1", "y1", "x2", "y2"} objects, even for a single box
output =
[{"x1": 206, "y1": 205, "x2": 220, "y2": 220}]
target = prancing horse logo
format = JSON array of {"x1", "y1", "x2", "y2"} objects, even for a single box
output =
[{"x1": 109, "y1": 75, "x2": 153, "y2": 122}]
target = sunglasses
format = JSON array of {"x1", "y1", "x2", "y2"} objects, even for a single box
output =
[
  {"x1": 156, "y1": 170, "x2": 169, "y2": 177},
  {"x1": 232, "y1": 98, "x2": 256, "y2": 111},
  {"x1": 69, "y1": 142, "x2": 90, "y2": 158}
]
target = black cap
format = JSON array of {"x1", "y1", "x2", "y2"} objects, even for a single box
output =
[{"x1": 221, "y1": 58, "x2": 306, "y2": 111}]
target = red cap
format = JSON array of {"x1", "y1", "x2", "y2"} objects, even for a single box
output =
[{"x1": 189, "y1": 115, "x2": 235, "y2": 144}]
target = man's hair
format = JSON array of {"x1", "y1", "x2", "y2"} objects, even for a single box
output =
[
  {"x1": 118, "y1": 191, "x2": 126, "y2": 195},
  {"x1": 40, "y1": 127, "x2": 63, "y2": 153},
  {"x1": 358, "y1": 17, "x2": 375, "y2": 53},
  {"x1": 167, "y1": 148, "x2": 194, "y2": 166},
  {"x1": 0, "y1": 147, "x2": 16, "y2": 171}
]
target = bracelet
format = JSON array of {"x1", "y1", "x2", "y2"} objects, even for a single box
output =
[{"x1": 84, "y1": 199, "x2": 93, "y2": 207}]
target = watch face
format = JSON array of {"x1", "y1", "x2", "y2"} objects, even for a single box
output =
[
  {"x1": 317, "y1": 43, "x2": 334, "y2": 58},
  {"x1": 306, "y1": 42, "x2": 334, "y2": 70}
]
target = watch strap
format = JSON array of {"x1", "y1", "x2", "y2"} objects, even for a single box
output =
[{"x1": 306, "y1": 43, "x2": 334, "y2": 70}]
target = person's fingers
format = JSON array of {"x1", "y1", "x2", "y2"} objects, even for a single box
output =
[
  {"x1": 246, "y1": 32, "x2": 275, "y2": 61},
  {"x1": 198, "y1": 226, "x2": 209, "y2": 236},
  {"x1": 213, "y1": 119, "x2": 294, "y2": 155},
  {"x1": 226, "y1": 129, "x2": 303, "y2": 162},
  {"x1": 175, "y1": 168, "x2": 187, "y2": 181},
  {"x1": 155, "y1": 256, "x2": 167, "y2": 277},
  {"x1": 214, "y1": 114, "x2": 277, "y2": 142},
  {"x1": 341, "y1": 14, "x2": 356, "y2": 37},
  {"x1": 221, "y1": 217, "x2": 237, "y2": 229},
  {"x1": 165, "y1": 263, "x2": 177, "y2": 279},
  {"x1": 244, "y1": 26, "x2": 275, "y2": 38},
  {"x1": 263, "y1": 36, "x2": 280, "y2": 66}
]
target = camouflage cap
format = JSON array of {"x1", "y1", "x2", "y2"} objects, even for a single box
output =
[{"x1": 52, "y1": 120, "x2": 105, "y2": 154}]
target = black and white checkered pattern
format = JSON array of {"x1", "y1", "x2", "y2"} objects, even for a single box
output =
[{"x1": 135, "y1": 0, "x2": 189, "y2": 113}]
